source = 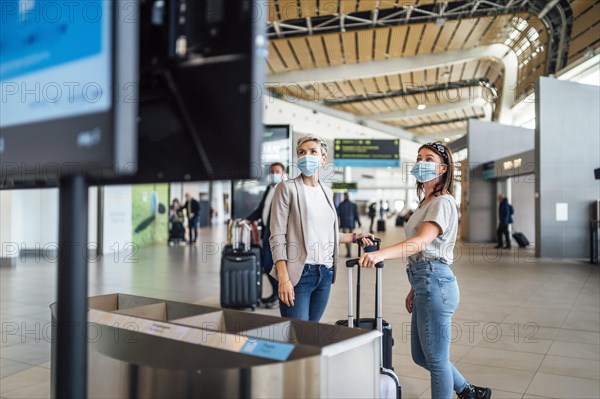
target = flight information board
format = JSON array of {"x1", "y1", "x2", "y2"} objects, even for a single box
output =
[{"x1": 334, "y1": 139, "x2": 400, "y2": 167}]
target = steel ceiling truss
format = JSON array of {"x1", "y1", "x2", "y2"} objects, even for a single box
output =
[
  {"x1": 267, "y1": 0, "x2": 573, "y2": 73},
  {"x1": 401, "y1": 116, "x2": 485, "y2": 130},
  {"x1": 322, "y1": 79, "x2": 498, "y2": 106}
]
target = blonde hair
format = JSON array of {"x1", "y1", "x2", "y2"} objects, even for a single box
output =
[{"x1": 296, "y1": 135, "x2": 328, "y2": 156}]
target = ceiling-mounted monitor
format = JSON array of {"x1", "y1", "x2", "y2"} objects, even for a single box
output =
[
  {"x1": 98, "y1": 0, "x2": 266, "y2": 184},
  {"x1": 0, "y1": 0, "x2": 139, "y2": 188}
]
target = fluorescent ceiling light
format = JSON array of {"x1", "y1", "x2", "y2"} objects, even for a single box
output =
[{"x1": 417, "y1": 104, "x2": 426, "y2": 110}]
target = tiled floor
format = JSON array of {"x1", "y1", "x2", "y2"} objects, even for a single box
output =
[{"x1": 1, "y1": 220, "x2": 598, "y2": 398}]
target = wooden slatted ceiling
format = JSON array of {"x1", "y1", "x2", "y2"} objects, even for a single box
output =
[
  {"x1": 448, "y1": 19, "x2": 475, "y2": 51},
  {"x1": 268, "y1": 1, "x2": 277, "y2": 23},
  {"x1": 358, "y1": 0, "x2": 376, "y2": 12},
  {"x1": 318, "y1": 0, "x2": 339, "y2": 17},
  {"x1": 268, "y1": 14, "x2": 525, "y2": 74},
  {"x1": 278, "y1": 0, "x2": 299, "y2": 21},
  {"x1": 322, "y1": 34, "x2": 342, "y2": 65},
  {"x1": 570, "y1": 0, "x2": 599, "y2": 18},
  {"x1": 268, "y1": 0, "x2": 466, "y2": 22},
  {"x1": 340, "y1": 0, "x2": 356, "y2": 14},
  {"x1": 341, "y1": 32, "x2": 358, "y2": 64},
  {"x1": 419, "y1": 24, "x2": 441, "y2": 55},
  {"x1": 267, "y1": 12, "x2": 553, "y2": 111},
  {"x1": 405, "y1": 25, "x2": 424, "y2": 56},
  {"x1": 434, "y1": 20, "x2": 458, "y2": 52},
  {"x1": 301, "y1": 0, "x2": 318, "y2": 18},
  {"x1": 571, "y1": 3, "x2": 599, "y2": 37},
  {"x1": 380, "y1": 0, "x2": 397, "y2": 9},
  {"x1": 568, "y1": 1, "x2": 600, "y2": 63},
  {"x1": 374, "y1": 28, "x2": 390, "y2": 60},
  {"x1": 307, "y1": 36, "x2": 328, "y2": 67},
  {"x1": 287, "y1": 37, "x2": 313, "y2": 68},
  {"x1": 388, "y1": 26, "x2": 409, "y2": 58},
  {"x1": 271, "y1": 58, "x2": 503, "y2": 104},
  {"x1": 267, "y1": 42, "x2": 286, "y2": 72},
  {"x1": 358, "y1": 30, "x2": 374, "y2": 62},
  {"x1": 271, "y1": 40, "x2": 299, "y2": 70}
]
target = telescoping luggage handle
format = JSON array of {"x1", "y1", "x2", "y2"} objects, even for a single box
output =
[
  {"x1": 346, "y1": 238, "x2": 383, "y2": 333},
  {"x1": 231, "y1": 219, "x2": 252, "y2": 253}
]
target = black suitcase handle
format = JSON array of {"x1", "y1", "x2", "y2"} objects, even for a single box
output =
[{"x1": 346, "y1": 238, "x2": 383, "y2": 329}]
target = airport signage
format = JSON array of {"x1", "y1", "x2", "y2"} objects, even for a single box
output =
[
  {"x1": 482, "y1": 150, "x2": 536, "y2": 180},
  {"x1": 334, "y1": 139, "x2": 400, "y2": 167},
  {"x1": 332, "y1": 182, "x2": 358, "y2": 192}
]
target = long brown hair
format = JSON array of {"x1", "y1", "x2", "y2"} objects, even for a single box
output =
[{"x1": 416, "y1": 142, "x2": 454, "y2": 202}]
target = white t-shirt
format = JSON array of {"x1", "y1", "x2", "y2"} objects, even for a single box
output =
[
  {"x1": 404, "y1": 194, "x2": 458, "y2": 265},
  {"x1": 303, "y1": 184, "x2": 336, "y2": 267}
]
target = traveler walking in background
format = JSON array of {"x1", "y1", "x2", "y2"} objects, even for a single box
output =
[
  {"x1": 183, "y1": 193, "x2": 200, "y2": 245},
  {"x1": 496, "y1": 194, "x2": 513, "y2": 249},
  {"x1": 368, "y1": 202, "x2": 377, "y2": 233},
  {"x1": 358, "y1": 142, "x2": 491, "y2": 399},
  {"x1": 269, "y1": 135, "x2": 372, "y2": 321},
  {"x1": 337, "y1": 192, "x2": 362, "y2": 257},
  {"x1": 243, "y1": 162, "x2": 287, "y2": 308}
]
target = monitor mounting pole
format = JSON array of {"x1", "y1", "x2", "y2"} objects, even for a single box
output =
[{"x1": 53, "y1": 174, "x2": 89, "y2": 399}]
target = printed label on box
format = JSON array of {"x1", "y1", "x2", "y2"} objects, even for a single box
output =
[{"x1": 240, "y1": 339, "x2": 294, "y2": 361}]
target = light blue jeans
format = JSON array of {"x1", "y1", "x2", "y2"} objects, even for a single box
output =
[
  {"x1": 279, "y1": 264, "x2": 333, "y2": 322},
  {"x1": 407, "y1": 260, "x2": 468, "y2": 399}
]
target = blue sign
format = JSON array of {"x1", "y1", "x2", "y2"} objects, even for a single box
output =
[{"x1": 240, "y1": 339, "x2": 294, "y2": 361}]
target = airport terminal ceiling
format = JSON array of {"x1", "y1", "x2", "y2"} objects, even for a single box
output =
[{"x1": 264, "y1": 0, "x2": 600, "y2": 141}]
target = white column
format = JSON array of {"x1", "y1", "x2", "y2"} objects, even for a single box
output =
[
  {"x1": 210, "y1": 181, "x2": 225, "y2": 225},
  {"x1": 344, "y1": 167, "x2": 352, "y2": 183},
  {"x1": 0, "y1": 190, "x2": 16, "y2": 261}
]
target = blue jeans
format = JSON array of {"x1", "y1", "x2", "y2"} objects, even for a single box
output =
[
  {"x1": 407, "y1": 260, "x2": 468, "y2": 399},
  {"x1": 188, "y1": 217, "x2": 199, "y2": 243},
  {"x1": 279, "y1": 264, "x2": 333, "y2": 322}
]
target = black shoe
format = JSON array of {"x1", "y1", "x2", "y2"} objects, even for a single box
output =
[
  {"x1": 346, "y1": 253, "x2": 352, "y2": 258},
  {"x1": 503, "y1": 245, "x2": 511, "y2": 249},
  {"x1": 458, "y1": 384, "x2": 492, "y2": 399},
  {"x1": 494, "y1": 245, "x2": 502, "y2": 249},
  {"x1": 261, "y1": 295, "x2": 278, "y2": 309}
]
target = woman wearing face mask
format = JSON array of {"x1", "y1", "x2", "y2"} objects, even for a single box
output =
[
  {"x1": 359, "y1": 142, "x2": 491, "y2": 399},
  {"x1": 269, "y1": 135, "x2": 372, "y2": 321}
]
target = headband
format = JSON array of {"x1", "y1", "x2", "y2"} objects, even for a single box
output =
[{"x1": 424, "y1": 142, "x2": 449, "y2": 164}]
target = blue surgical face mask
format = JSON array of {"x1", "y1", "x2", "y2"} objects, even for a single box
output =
[
  {"x1": 410, "y1": 161, "x2": 443, "y2": 183},
  {"x1": 270, "y1": 173, "x2": 282, "y2": 184},
  {"x1": 297, "y1": 155, "x2": 321, "y2": 177}
]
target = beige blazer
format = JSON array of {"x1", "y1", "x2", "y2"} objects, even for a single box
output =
[{"x1": 269, "y1": 176, "x2": 340, "y2": 286}]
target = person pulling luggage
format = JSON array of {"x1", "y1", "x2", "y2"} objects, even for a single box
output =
[
  {"x1": 496, "y1": 194, "x2": 513, "y2": 249},
  {"x1": 359, "y1": 142, "x2": 492, "y2": 399},
  {"x1": 243, "y1": 162, "x2": 287, "y2": 309}
]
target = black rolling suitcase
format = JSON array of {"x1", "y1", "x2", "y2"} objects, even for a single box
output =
[
  {"x1": 512, "y1": 231, "x2": 530, "y2": 248},
  {"x1": 340, "y1": 242, "x2": 401, "y2": 399},
  {"x1": 220, "y1": 222, "x2": 262, "y2": 310},
  {"x1": 335, "y1": 239, "x2": 394, "y2": 371},
  {"x1": 377, "y1": 219, "x2": 386, "y2": 232},
  {"x1": 168, "y1": 220, "x2": 186, "y2": 245}
]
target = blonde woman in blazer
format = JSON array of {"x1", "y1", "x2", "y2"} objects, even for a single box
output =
[{"x1": 269, "y1": 135, "x2": 372, "y2": 321}]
